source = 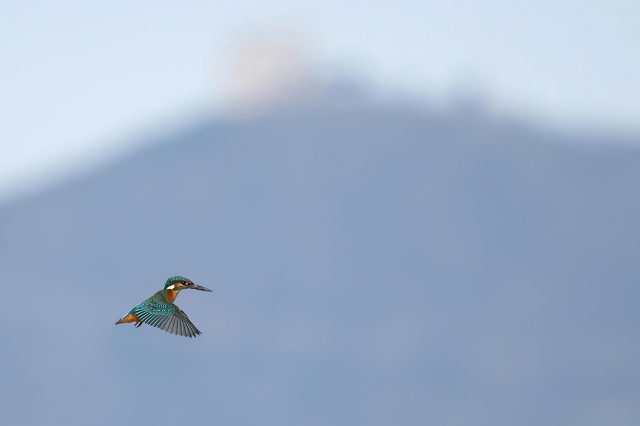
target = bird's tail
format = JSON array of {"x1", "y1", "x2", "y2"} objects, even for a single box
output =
[{"x1": 115, "y1": 312, "x2": 138, "y2": 325}]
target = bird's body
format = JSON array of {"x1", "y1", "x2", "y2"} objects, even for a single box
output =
[{"x1": 115, "y1": 276, "x2": 212, "y2": 338}]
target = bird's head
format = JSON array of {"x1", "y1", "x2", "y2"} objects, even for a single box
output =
[{"x1": 164, "y1": 276, "x2": 212, "y2": 292}]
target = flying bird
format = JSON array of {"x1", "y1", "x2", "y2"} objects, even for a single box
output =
[{"x1": 115, "y1": 276, "x2": 212, "y2": 338}]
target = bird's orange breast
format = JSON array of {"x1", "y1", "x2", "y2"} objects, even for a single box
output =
[{"x1": 165, "y1": 290, "x2": 179, "y2": 303}]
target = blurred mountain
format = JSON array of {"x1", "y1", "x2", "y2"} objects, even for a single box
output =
[{"x1": 0, "y1": 95, "x2": 639, "y2": 426}]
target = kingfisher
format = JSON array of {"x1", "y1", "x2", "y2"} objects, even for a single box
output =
[{"x1": 115, "y1": 276, "x2": 212, "y2": 338}]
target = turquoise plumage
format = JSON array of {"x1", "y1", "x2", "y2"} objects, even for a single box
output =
[{"x1": 115, "y1": 276, "x2": 212, "y2": 338}]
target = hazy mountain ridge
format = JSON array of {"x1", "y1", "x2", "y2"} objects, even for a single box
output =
[{"x1": 0, "y1": 102, "x2": 639, "y2": 425}]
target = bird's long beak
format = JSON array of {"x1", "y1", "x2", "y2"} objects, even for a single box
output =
[{"x1": 185, "y1": 284, "x2": 212, "y2": 292}]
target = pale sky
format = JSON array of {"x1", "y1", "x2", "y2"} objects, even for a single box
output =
[{"x1": 1, "y1": 0, "x2": 639, "y2": 200}]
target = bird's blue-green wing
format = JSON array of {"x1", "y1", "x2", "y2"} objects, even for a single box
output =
[{"x1": 132, "y1": 296, "x2": 201, "y2": 338}]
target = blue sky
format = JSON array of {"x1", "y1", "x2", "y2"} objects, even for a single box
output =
[{"x1": 1, "y1": 0, "x2": 639, "y2": 199}]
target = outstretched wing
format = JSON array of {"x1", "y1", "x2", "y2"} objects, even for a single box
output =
[{"x1": 132, "y1": 296, "x2": 201, "y2": 338}]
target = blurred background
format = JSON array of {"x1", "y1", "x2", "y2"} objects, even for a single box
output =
[{"x1": 1, "y1": 1, "x2": 639, "y2": 425}]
